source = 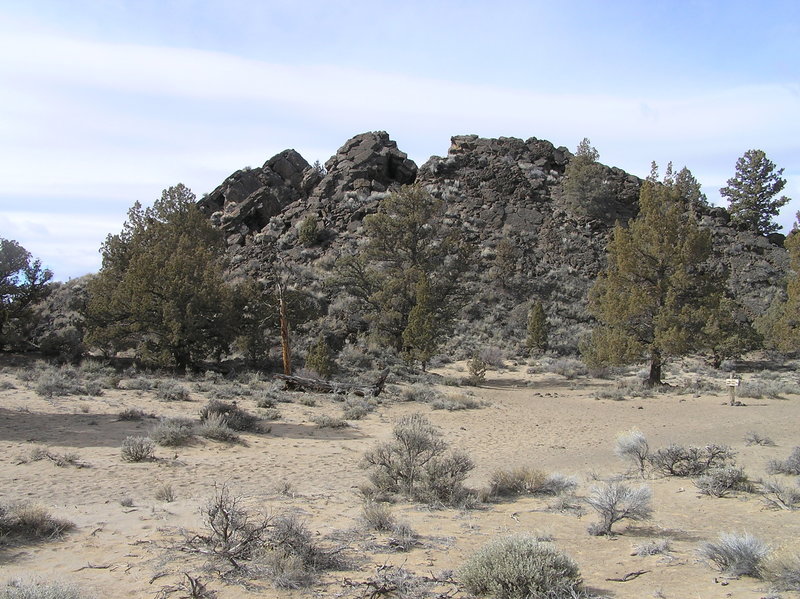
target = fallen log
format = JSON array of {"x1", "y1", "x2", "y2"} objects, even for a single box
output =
[{"x1": 274, "y1": 369, "x2": 389, "y2": 397}]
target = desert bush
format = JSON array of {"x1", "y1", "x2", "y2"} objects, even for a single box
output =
[
  {"x1": 254, "y1": 391, "x2": 277, "y2": 408},
  {"x1": 648, "y1": 443, "x2": 734, "y2": 477},
  {"x1": 698, "y1": 532, "x2": 770, "y2": 577},
  {"x1": 760, "y1": 479, "x2": 800, "y2": 510},
  {"x1": 632, "y1": 538, "x2": 672, "y2": 556},
  {"x1": 123, "y1": 376, "x2": 152, "y2": 391},
  {"x1": 763, "y1": 551, "x2": 800, "y2": 591},
  {"x1": 120, "y1": 436, "x2": 154, "y2": 462},
  {"x1": 466, "y1": 354, "x2": 487, "y2": 386},
  {"x1": 150, "y1": 418, "x2": 194, "y2": 447},
  {"x1": 342, "y1": 397, "x2": 374, "y2": 420},
  {"x1": 298, "y1": 396, "x2": 317, "y2": 407},
  {"x1": 312, "y1": 415, "x2": 349, "y2": 429},
  {"x1": 197, "y1": 483, "x2": 270, "y2": 566},
  {"x1": 400, "y1": 384, "x2": 442, "y2": 403},
  {"x1": 34, "y1": 367, "x2": 84, "y2": 398},
  {"x1": 744, "y1": 431, "x2": 776, "y2": 446},
  {"x1": 2, "y1": 579, "x2": 87, "y2": 599},
  {"x1": 156, "y1": 380, "x2": 191, "y2": 402},
  {"x1": 361, "y1": 413, "x2": 473, "y2": 506},
  {"x1": 546, "y1": 357, "x2": 588, "y2": 380},
  {"x1": 478, "y1": 346, "x2": 505, "y2": 369},
  {"x1": 767, "y1": 447, "x2": 800, "y2": 475},
  {"x1": 155, "y1": 483, "x2": 175, "y2": 502},
  {"x1": 586, "y1": 481, "x2": 652, "y2": 536},
  {"x1": 117, "y1": 407, "x2": 149, "y2": 421},
  {"x1": 361, "y1": 500, "x2": 395, "y2": 532},
  {"x1": 489, "y1": 467, "x2": 546, "y2": 497},
  {"x1": 738, "y1": 379, "x2": 795, "y2": 399},
  {"x1": 695, "y1": 466, "x2": 754, "y2": 497},
  {"x1": 430, "y1": 395, "x2": 484, "y2": 411},
  {"x1": 614, "y1": 429, "x2": 649, "y2": 477},
  {"x1": 267, "y1": 513, "x2": 338, "y2": 571},
  {"x1": 259, "y1": 407, "x2": 281, "y2": 421},
  {"x1": 199, "y1": 399, "x2": 259, "y2": 431},
  {"x1": 0, "y1": 503, "x2": 74, "y2": 541},
  {"x1": 197, "y1": 413, "x2": 239, "y2": 442},
  {"x1": 25, "y1": 447, "x2": 84, "y2": 468},
  {"x1": 458, "y1": 534, "x2": 583, "y2": 599}
]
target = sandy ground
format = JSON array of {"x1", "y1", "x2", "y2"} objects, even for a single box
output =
[{"x1": 1, "y1": 356, "x2": 799, "y2": 599}]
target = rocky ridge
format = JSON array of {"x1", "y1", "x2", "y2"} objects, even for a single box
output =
[{"x1": 199, "y1": 131, "x2": 788, "y2": 353}]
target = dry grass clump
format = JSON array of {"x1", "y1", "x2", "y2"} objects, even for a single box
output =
[
  {"x1": 23, "y1": 447, "x2": 85, "y2": 468},
  {"x1": 430, "y1": 394, "x2": 485, "y2": 411},
  {"x1": 2, "y1": 579, "x2": 87, "y2": 599},
  {"x1": 150, "y1": 417, "x2": 195, "y2": 447},
  {"x1": 698, "y1": 532, "x2": 770, "y2": 577},
  {"x1": 458, "y1": 534, "x2": 584, "y2": 599},
  {"x1": 155, "y1": 380, "x2": 191, "y2": 402},
  {"x1": 767, "y1": 447, "x2": 800, "y2": 475},
  {"x1": 120, "y1": 436, "x2": 155, "y2": 462},
  {"x1": 586, "y1": 481, "x2": 652, "y2": 536},
  {"x1": 0, "y1": 503, "x2": 74, "y2": 543},
  {"x1": 154, "y1": 483, "x2": 176, "y2": 503},
  {"x1": 199, "y1": 399, "x2": 259, "y2": 431},
  {"x1": 400, "y1": 384, "x2": 443, "y2": 403},
  {"x1": 694, "y1": 466, "x2": 754, "y2": 497},
  {"x1": 487, "y1": 467, "x2": 577, "y2": 499}
]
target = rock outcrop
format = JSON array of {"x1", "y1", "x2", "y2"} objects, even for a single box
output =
[{"x1": 199, "y1": 131, "x2": 788, "y2": 353}]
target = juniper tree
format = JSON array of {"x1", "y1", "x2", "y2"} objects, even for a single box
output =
[
  {"x1": 333, "y1": 184, "x2": 470, "y2": 353},
  {"x1": 86, "y1": 184, "x2": 237, "y2": 370},
  {"x1": 402, "y1": 273, "x2": 437, "y2": 370},
  {"x1": 759, "y1": 218, "x2": 800, "y2": 352},
  {"x1": 0, "y1": 238, "x2": 53, "y2": 347},
  {"x1": 525, "y1": 301, "x2": 548, "y2": 355},
  {"x1": 584, "y1": 179, "x2": 721, "y2": 386},
  {"x1": 721, "y1": 149, "x2": 790, "y2": 235},
  {"x1": 560, "y1": 138, "x2": 612, "y2": 219}
]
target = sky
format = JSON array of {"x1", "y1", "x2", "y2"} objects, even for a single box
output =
[{"x1": 1, "y1": 0, "x2": 798, "y2": 281}]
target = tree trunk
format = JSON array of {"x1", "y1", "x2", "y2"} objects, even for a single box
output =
[{"x1": 646, "y1": 350, "x2": 662, "y2": 387}]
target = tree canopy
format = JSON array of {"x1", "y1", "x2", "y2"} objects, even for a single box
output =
[
  {"x1": 721, "y1": 149, "x2": 790, "y2": 235},
  {"x1": 0, "y1": 238, "x2": 53, "y2": 348},
  {"x1": 583, "y1": 179, "x2": 722, "y2": 385},
  {"x1": 86, "y1": 184, "x2": 237, "y2": 369}
]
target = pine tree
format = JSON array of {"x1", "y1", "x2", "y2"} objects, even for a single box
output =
[
  {"x1": 526, "y1": 301, "x2": 548, "y2": 354},
  {"x1": 720, "y1": 149, "x2": 790, "y2": 235},
  {"x1": 306, "y1": 335, "x2": 334, "y2": 378},
  {"x1": 560, "y1": 138, "x2": 612, "y2": 220},
  {"x1": 584, "y1": 180, "x2": 720, "y2": 385}
]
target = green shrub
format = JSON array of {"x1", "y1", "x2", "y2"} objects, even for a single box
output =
[
  {"x1": 458, "y1": 535, "x2": 583, "y2": 599},
  {"x1": 466, "y1": 355, "x2": 487, "y2": 386}
]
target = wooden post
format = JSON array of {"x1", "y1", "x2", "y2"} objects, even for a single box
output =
[
  {"x1": 726, "y1": 374, "x2": 739, "y2": 406},
  {"x1": 277, "y1": 280, "x2": 292, "y2": 376}
]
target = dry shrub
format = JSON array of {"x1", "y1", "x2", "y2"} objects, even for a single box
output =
[
  {"x1": 648, "y1": 444, "x2": 734, "y2": 477},
  {"x1": 361, "y1": 500, "x2": 395, "y2": 532},
  {"x1": 342, "y1": 397, "x2": 374, "y2": 420},
  {"x1": 311, "y1": 415, "x2": 349, "y2": 429},
  {"x1": 2, "y1": 579, "x2": 87, "y2": 599},
  {"x1": 458, "y1": 535, "x2": 584, "y2": 599},
  {"x1": 694, "y1": 466, "x2": 754, "y2": 497},
  {"x1": 586, "y1": 481, "x2": 652, "y2": 536},
  {"x1": 200, "y1": 399, "x2": 259, "y2": 431},
  {"x1": 154, "y1": 483, "x2": 175, "y2": 503},
  {"x1": 155, "y1": 380, "x2": 191, "y2": 402},
  {"x1": 744, "y1": 431, "x2": 776, "y2": 446},
  {"x1": 614, "y1": 429, "x2": 649, "y2": 477},
  {"x1": 488, "y1": 468, "x2": 577, "y2": 499},
  {"x1": 763, "y1": 550, "x2": 800, "y2": 591},
  {"x1": 117, "y1": 408, "x2": 150, "y2": 421},
  {"x1": 197, "y1": 413, "x2": 239, "y2": 442},
  {"x1": 767, "y1": 447, "x2": 800, "y2": 475},
  {"x1": 150, "y1": 418, "x2": 194, "y2": 446},
  {"x1": 760, "y1": 479, "x2": 800, "y2": 510},
  {"x1": 698, "y1": 532, "x2": 770, "y2": 578},
  {"x1": 120, "y1": 436, "x2": 155, "y2": 462},
  {"x1": 632, "y1": 539, "x2": 672, "y2": 556},
  {"x1": 430, "y1": 395, "x2": 485, "y2": 411}
]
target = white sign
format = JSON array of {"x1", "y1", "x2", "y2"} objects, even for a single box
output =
[{"x1": 726, "y1": 377, "x2": 740, "y2": 387}]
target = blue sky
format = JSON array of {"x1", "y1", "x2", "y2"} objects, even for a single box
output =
[{"x1": 1, "y1": 0, "x2": 798, "y2": 280}]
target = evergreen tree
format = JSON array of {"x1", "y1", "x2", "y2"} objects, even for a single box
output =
[
  {"x1": 759, "y1": 216, "x2": 800, "y2": 351},
  {"x1": 584, "y1": 180, "x2": 720, "y2": 385},
  {"x1": 526, "y1": 301, "x2": 548, "y2": 354},
  {"x1": 86, "y1": 184, "x2": 236, "y2": 370},
  {"x1": 334, "y1": 185, "x2": 470, "y2": 352},
  {"x1": 306, "y1": 335, "x2": 334, "y2": 378},
  {"x1": 402, "y1": 273, "x2": 437, "y2": 369},
  {"x1": 560, "y1": 138, "x2": 612, "y2": 220},
  {"x1": 0, "y1": 238, "x2": 53, "y2": 348},
  {"x1": 721, "y1": 149, "x2": 790, "y2": 235}
]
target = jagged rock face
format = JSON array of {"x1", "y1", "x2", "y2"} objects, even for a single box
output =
[{"x1": 202, "y1": 131, "x2": 789, "y2": 352}]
